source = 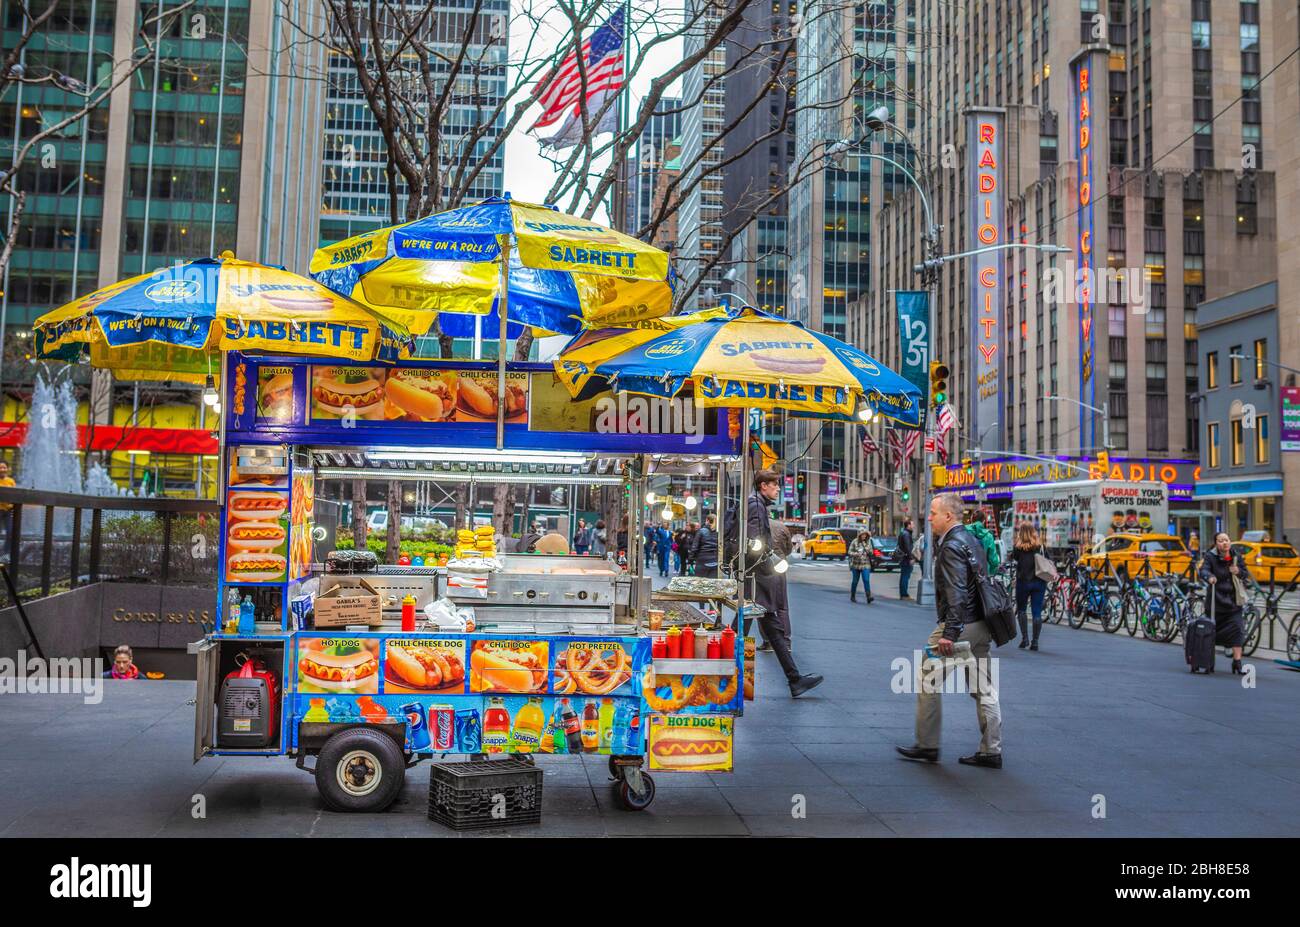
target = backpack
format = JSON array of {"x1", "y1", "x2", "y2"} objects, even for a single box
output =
[{"x1": 960, "y1": 544, "x2": 1016, "y2": 646}]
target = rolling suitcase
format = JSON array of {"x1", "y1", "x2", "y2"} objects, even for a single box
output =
[{"x1": 1185, "y1": 587, "x2": 1216, "y2": 674}]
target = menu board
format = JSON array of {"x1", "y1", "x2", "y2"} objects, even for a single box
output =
[
  {"x1": 224, "y1": 489, "x2": 289, "y2": 584},
  {"x1": 309, "y1": 365, "x2": 529, "y2": 425}
]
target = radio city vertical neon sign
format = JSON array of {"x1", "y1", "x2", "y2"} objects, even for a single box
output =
[
  {"x1": 967, "y1": 110, "x2": 1004, "y2": 446},
  {"x1": 1073, "y1": 58, "x2": 1097, "y2": 448}
]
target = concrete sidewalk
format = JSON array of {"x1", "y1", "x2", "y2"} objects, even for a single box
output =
[{"x1": 3, "y1": 571, "x2": 1299, "y2": 837}]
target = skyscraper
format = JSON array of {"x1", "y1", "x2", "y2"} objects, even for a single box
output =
[
  {"x1": 786, "y1": 0, "x2": 900, "y2": 517},
  {"x1": 678, "y1": 0, "x2": 727, "y2": 310},
  {"x1": 625, "y1": 96, "x2": 681, "y2": 237}
]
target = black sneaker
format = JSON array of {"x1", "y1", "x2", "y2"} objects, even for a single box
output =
[
  {"x1": 756, "y1": 642, "x2": 774, "y2": 653},
  {"x1": 895, "y1": 745, "x2": 939, "y2": 763},
  {"x1": 789, "y1": 674, "x2": 824, "y2": 697},
  {"x1": 958, "y1": 752, "x2": 1002, "y2": 769}
]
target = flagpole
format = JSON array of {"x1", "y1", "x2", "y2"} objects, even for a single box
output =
[{"x1": 611, "y1": 1, "x2": 631, "y2": 232}]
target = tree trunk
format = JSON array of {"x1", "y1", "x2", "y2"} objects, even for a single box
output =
[
  {"x1": 512, "y1": 328, "x2": 534, "y2": 361},
  {"x1": 385, "y1": 479, "x2": 401, "y2": 562},
  {"x1": 492, "y1": 483, "x2": 516, "y2": 538},
  {"x1": 351, "y1": 479, "x2": 367, "y2": 550},
  {"x1": 454, "y1": 482, "x2": 471, "y2": 532}
]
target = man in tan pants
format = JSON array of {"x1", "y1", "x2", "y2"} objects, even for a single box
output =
[{"x1": 897, "y1": 494, "x2": 1003, "y2": 768}]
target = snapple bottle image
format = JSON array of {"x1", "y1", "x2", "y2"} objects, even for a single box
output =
[
  {"x1": 510, "y1": 697, "x2": 544, "y2": 752},
  {"x1": 483, "y1": 697, "x2": 511, "y2": 754},
  {"x1": 580, "y1": 700, "x2": 600, "y2": 752},
  {"x1": 598, "y1": 698, "x2": 615, "y2": 753}
]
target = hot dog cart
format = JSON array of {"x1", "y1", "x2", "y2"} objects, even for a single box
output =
[{"x1": 192, "y1": 352, "x2": 750, "y2": 814}]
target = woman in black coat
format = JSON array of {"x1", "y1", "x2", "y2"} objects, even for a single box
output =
[{"x1": 1197, "y1": 531, "x2": 1248, "y2": 674}]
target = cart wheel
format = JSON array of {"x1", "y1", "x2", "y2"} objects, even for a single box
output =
[
  {"x1": 315, "y1": 728, "x2": 405, "y2": 813},
  {"x1": 616, "y1": 772, "x2": 655, "y2": 811},
  {"x1": 608, "y1": 756, "x2": 621, "y2": 780}
]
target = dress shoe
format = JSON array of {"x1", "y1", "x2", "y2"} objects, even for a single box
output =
[
  {"x1": 958, "y1": 752, "x2": 1002, "y2": 769},
  {"x1": 789, "y1": 673, "x2": 824, "y2": 697},
  {"x1": 1029, "y1": 641, "x2": 1039, "y2": 651},
  {"x1": 895, "y1": 745, "x2": 939, "y2": 763},
  {"x1": 1018, "y1": 638, "x2": 1029, "y2": 649}
]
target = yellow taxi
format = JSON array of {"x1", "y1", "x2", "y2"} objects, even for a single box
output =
[
  {"x1": 1077, "y1": 533, "x2": 1194, "y2": 579},
  {"x1": 1230, "y1": 541, "x2": 1300, "y2": 586},
  {"x1": 803, "y1": 529, "x2": 847, "y2": 560}
]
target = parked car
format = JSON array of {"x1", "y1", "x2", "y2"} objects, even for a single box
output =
[
  {"x1": 868, "y1": 536, "x2": 901, "y2": 572},
  {"x1": 1230, "y1": 540, "x2": 1300, "y2": 586},
  {"x1": 803, "y1": 529, "x2": 847, "y2": 560}
]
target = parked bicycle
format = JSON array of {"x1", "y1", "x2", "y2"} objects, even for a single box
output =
[
  {"x1": 1113, "y1": 563, "x2": 1177, "y2": 642},
  {"x1": 1066, "y1": 562, "x2": 1120, "y2": 631}
]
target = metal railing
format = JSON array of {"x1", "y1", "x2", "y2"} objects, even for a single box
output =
[{"x1": 0, "y1": 487, "x2": 221, "y2": 607}]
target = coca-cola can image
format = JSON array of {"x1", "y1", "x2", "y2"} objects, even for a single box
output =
[{"x1": 429, "y1": 703, "x2": 455, "y2": 750}]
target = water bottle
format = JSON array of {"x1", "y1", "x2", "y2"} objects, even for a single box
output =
[
  {"x1": 225, "y1": 587, "x2": 241, "y2": 633},
  {"x1": 238, "y1": 594, "x2": 256, "y2": 636}
]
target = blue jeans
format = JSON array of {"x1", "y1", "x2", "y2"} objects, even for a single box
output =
[
  {"x1": 1016, "y1": 578, "x2": 1046, "y2": 641},
  {"x1": 850, "y1": 568, "x2": 872, "y2": 599},
  {"x1": 899, "y1": 560, "x2": 913, "y2": 597}
]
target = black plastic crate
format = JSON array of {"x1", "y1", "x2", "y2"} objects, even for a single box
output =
[{"x1": 427, "y1": 759, "x2": 543, "y2": 830}]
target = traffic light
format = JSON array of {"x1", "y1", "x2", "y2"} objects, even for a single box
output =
[
  {"x1": 929, "y1": 360, "x2": 950, "y2": 408},
  {"x1": 796, "y1": 473, "x2": 806, "y2": 493},
  {"x1": 901, "y1": 485, "x2": 911, "y2": 503},
  {"x1": 962, "y1": 457, "x2": 973, "y2": 477}
]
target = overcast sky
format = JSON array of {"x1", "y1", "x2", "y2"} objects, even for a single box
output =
[{"x1": 502, "y1": 1, "x2": 684, "y2": 221}]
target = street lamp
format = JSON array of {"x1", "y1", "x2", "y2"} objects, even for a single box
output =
[
  {"x1": 914, "y1": 242, "x2": 1071, "y2": 275},
  {"x1": 1044, "y1": 393, "x2": 1111, "y2": 451}
]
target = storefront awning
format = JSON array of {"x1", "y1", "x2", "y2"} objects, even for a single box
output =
[{"x1": 1193, "y1": 475, "x2": 1283, "y2": 500}]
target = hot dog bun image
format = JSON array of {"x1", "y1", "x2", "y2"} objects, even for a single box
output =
[
  {"x1": 386, "y1": 645, "x2": 466, "y2": 691},
  {"x1": 259, "y1": 372, "x2": 294, "y2": 419},
  {"x1": 227, "y1": 492, "x2": 288, "y2": 522},
  {"x1": 227, "y1": 520, "x2": 287, "y2": 552},
  {"x1": 469, "y1": 644, "x2": 546, "y2": 692},
  {"x1": 649, "y1": 724, "x2": 731, "y2": 770},
  {"x1": 298, "y1": 649, "x2": 379, "y2": 691},
  {"x1": 225, "y1": 550, "x2": 287, "y2": 583},
  {"x1": 384, "y1": 371, "x2": 457, "y2": 421},
  {"x1": 455, "y1": 375, "x2": 498, "y2": 418},
  {"x1": 312, "y1": 373, "x2": 385, "y2": 419},
  {"x1": 749, "y1": 352, "x2": 827, "y2": 375}
]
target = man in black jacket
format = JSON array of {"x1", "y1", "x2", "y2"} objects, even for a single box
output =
[
  {"x1": 897, "y1": 493, "x2": 1003, "y2": 768},
  {"x1": 896, "y1": 519, "x2": 916, "y2": 599},
  {"x1": 690, "y1": 514, "x2": 719, "y2": 577},
  {"x1": 738, "y1": 469, "x2": 823, "y2": 697}
]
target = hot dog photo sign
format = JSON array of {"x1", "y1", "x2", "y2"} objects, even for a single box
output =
[
  {"x1": 225, "y1": 489, "x2": 290, "y2": 584},
  {"x1": 309, "y1": 364, "x2": 528, "y2": 425}
]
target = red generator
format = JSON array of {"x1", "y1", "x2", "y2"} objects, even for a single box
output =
[{"x1": 217, "y1": 656, "x2": 279, "y2": 748}]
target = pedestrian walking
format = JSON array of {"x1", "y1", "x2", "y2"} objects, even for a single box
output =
[
  {"x1": 656, "y1": 523, "x2": 672, "y2": 577},
  {"x1": 897, "y1": 519, "x2": 916, "y2": 599},
  {"x1": 848, "y1": 530, "x2": 874, "y2": 603},
  {"x1": 1011, "y1": 522, "x2": 1048, "y2": 651},
  {"x1": 897, "y1": 493, "x2": 1003, "y2": 768},
  {"x1": 573, "y1": 518, "x2": 591, "y2": 556},
  {"x1": 1197, "y1": 531, "x2": 1248, "y2": 675},
  {"x1": 643, "y1": 520, "x2": 656, "y2": 570},
  {"x1": 691, "y1": 514, "x2": 719, "y2": 577},
  {"x1": 733, "y1": 468, "x2": 822, "y2": 697}
]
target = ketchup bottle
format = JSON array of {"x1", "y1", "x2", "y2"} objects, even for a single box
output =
[
  {"x1": 680, "y1": 626, "x2": 695, "y2": 661},
  {"x1": 401, "y1": 594, "x2": 416, "y2": 632},
  {"x1": 720, "y1": 627, "x2": 736, "y2": 659},
  {"x1": 666, "y1": 626, "x2": 681, "y2": 658}
]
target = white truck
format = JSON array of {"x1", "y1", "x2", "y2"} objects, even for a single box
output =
[{"x1": 999, "y1": 479, "x2": 1170, "y2": 560}]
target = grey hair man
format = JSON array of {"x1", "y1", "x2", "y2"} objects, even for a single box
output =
[{"x1": 896, "y1": 492, "x2": 1003, "y2": 769}]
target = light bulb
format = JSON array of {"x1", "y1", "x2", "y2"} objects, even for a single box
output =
[
  {"x1": 748, "y1": 538, "x2": 764, "y2": 553},
  {"x1": 856, "y1": 406, "x2": 871, "y2": 421},
  {"x1": 645, "y1": 491, "x2": 657, "y2": 505},
  {"x1": 661, "y1": 505, "x2": 673, "y2": 521},
  {"x1": 684, "y1": 494, "x2": 698, "y2": 511},
  {"x1": 202, "y1": 374, "x2": 219, "y2": 407},
  {"x1": 773, "y1": 557, "x2": 789, "y2": 574}
]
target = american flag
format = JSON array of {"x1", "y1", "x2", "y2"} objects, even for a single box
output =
[
  {"x1": 887, "y1": 429, "x2": 903, "y2": 468},
  {"x1": 858, "y1": 425, "x2": 879, "y2": 457},
  {"x1": 936, "y1": 402, "x2": 956, "y2": 436},
  {"x1": 903, "y1": 428, "x2": 921, "y2": 460},
  {"x1": 530, "y1": 7, "x2": 626, "y2": 144},
  {"x1": 934, "y1": 428, "x2": 948, "y2": 463}
]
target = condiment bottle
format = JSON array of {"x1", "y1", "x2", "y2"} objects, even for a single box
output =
[
  {"x1": 666, "y1": 626, "x2": 681, "y2": 658},
  {"x1": 707, "y1": 633, "x2": 721, "y2": 659},
  {"x1": 680, "y1": 625, "x2": 695, "y2": 660},
  {"x1": 651, "y1": 634, "x2": 667, "y2": 659},
  {"x1": 693, "y1": 627, "x2": 708, "y2": 658},
  {"x1": 720, "y1": 627, "x2": 736, "y2": 658},
  {"x1": 401, "y1": 594, "x2": 416, "y2": 632}
]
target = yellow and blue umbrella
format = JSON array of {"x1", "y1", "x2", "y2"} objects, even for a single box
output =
[
  {"x1": 310, "y1": 195, "x2": 675, "y2": 337},
  {"x1": 554, "y1": 305, "x2": 925, "y2": 425},
  {"x1": 33, "y1": 253, "x2": 411, "y2": 382}
]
